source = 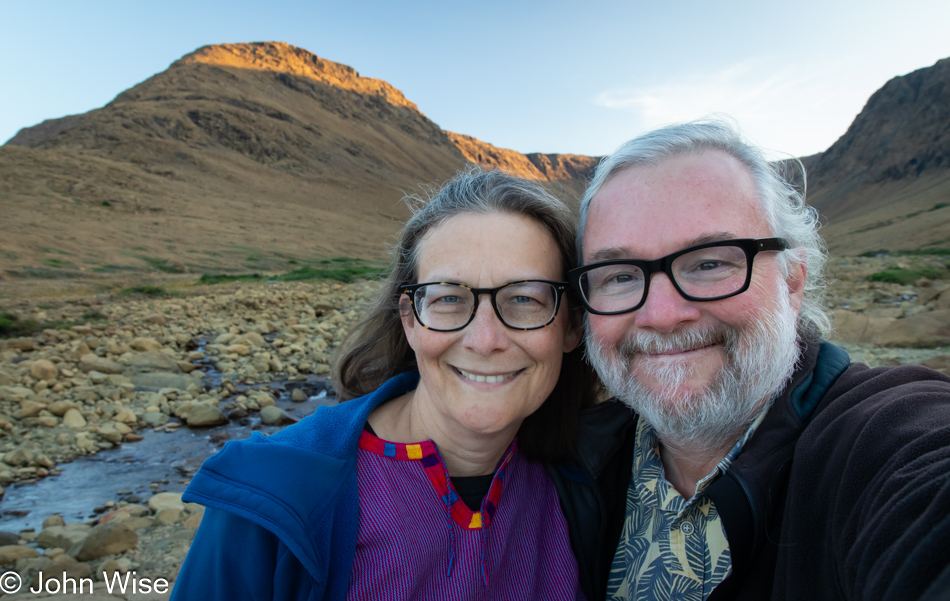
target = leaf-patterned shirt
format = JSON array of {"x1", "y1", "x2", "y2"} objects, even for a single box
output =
[{"x1": 606, "y1": 410, "x2": 768, "y2": 601}]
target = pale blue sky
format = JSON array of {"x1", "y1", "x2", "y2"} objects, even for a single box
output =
[{"x1": 1, "y1": 0, "x2": 947, "y2": 157}]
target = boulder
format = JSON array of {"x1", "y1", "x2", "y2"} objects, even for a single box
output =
[
  {"x1": 30, "y1": 359, "x2": 59, "y2": 381},
  {"x1": 234, "y1": 332, "x2": 266, "y2": 347},
  {"x1": 79, "y1": 354, "x2": 123, "y2": 374},
  {"x1": 291, "y1": 388, "x2": 307, "y2": 402},
  {"x1": 0, "y1": 386, "x2": 34, "y2": 402},
  {"x1": 260, "y1": 405, "x2": 296, "y2": 426},
  {"x1": 920, "y1": 355, "x2": 950, "y2": 375},
  {"x1": 830, "y1": 310, "x2": 895, "y2": 346},
  {"x1": 48, "y1": 400, "x2": 81, "y2": 416},
  {"x1": 43, "y1": 515, "x2": 66, "y2": 528},
  {"x1": 125, "y1": 351, "x2": 181, "y2": 372},
  {"x1": 113, "y1": 406, "x2": 138, "y2": 424},
  {"x1": 148, "y1": 492, "x2": 184, "y2": 513},
  {"x1": 130, "y1": 372, "x2": 200, "y2": 391},
  {"x1": 37, "y1": 523, "x2": 93, "y2": 549},
  {"x1": 19, "y1": 400, "x2": 47, "y2": 418},
  {"x1": 877, "y1": 310, "x2": 950, "y2": 348},
  {"x1": 142, "y1": 411, "x2": 170, "y2": 426},
  {"x1": 186, "y1": 404, "x2": 227, "y2": 427},
  {"x1": 62, "y1": 408, "x2": 87, "y2": 430},
  {"x1": 0, "y1": 544, "x2": 40, "y2": 564},
  {"x1": 130, "y1": 337, "x2": 163, "y2": 352},
  {"x1": 69, "y1": 521, "x2": 138, "y2": 561},
  {"x1": 0, "y1": 532, "x2": 19, "y2": 546}
]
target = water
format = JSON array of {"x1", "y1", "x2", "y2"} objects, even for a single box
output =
[{"x1": 0, "y1": 377, "x2": 339, "y2": 534}]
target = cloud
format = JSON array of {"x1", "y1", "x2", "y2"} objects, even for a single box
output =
[{"x1": 592, "y1": 56, "x2": 871, "y2": 157}]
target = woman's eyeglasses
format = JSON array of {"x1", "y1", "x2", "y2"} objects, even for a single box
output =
[{"x1": 400, "y1": 280, "x2": 567, "y2": 331}]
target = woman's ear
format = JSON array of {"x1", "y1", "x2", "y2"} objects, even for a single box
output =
[
  {"x1": 563, "y1": 308, "x2": 584, "y2": 353},
  {"x1": 399, "y1": 295, "x2": 417, "y2": 351}
]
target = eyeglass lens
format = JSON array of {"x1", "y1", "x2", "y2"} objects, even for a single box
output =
[
  {"x1": 412, "y1": 282, "x2": 558, "y2": 330},
  {"x1": 580, "y1": 244, "x2": 749, "y2": 313}
]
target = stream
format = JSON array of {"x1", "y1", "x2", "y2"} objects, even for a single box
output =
[{"x1": 0, "y1": 346, "x2": 340, "y2": 534}]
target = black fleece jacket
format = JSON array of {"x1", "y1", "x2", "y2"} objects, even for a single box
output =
[{"x1": 551, "y1": 334, "x2": 950, "y2": 600}]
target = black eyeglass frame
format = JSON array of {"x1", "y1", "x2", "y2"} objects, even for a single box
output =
[
  {"x1": 568, "y1": 237, "x2": 790, "y2": 315},
  {"x1": 400, "y1": 280, "x2": 568, "y2": 332}
]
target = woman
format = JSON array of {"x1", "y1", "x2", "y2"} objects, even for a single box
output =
[{"x1": 171, "y1": 168, "x2": 597, "y2": 600}]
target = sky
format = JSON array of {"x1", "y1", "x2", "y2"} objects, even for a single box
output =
[{"x1": 1, "y1": 0, "x2": 948, "y2": 158}]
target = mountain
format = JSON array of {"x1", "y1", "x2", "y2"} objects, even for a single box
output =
[
  {"x1": 0, "y1": 42, "x2": 594, "y2": 278},
  {"x1": 805, "y1": 57, "x2": 950, "y2": 255}
]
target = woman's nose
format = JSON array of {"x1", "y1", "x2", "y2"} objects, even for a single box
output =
[{"x1": 463, "y1": 297, "x2": 510, "y2": 354}]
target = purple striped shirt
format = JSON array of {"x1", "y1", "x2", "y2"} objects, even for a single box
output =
[{"x1": 347, "y1": 433, "x2": 584, "y2": 601}]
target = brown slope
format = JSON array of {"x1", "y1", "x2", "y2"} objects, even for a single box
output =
[
  {"x1": 805, "y1": 57, "x2": 950, "y2": 254},
  {"x1": 0, "y1": 42, "x2": 466, "y2": 277}
]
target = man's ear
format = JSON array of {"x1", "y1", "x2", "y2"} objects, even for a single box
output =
[
  {"x1": 399, "y1": 296, "x2": 417, "y2": 351},
  {"x1": 786, "y1": 259, "x2": 807, "y2": 314}
]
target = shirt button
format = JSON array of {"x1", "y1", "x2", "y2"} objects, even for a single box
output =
[{"x1": 680, "y1": 521, "x2": 695, "y2": 536}]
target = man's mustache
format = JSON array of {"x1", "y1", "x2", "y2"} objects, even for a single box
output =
[{"x1": 615, "y1": 325, "x2": 735, "y2": 360}]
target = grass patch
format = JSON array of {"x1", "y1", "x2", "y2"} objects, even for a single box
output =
[
  {"x1": 853, "y1": 219, "x2": 894, "y2": 234},
  {"x1": 198, "y1": 273, "x2": 266, "y2": 285},
  {"x1": 0, "y1": 311, "x2": 108, "y2": 339},
  {"x1": 868, "y1": 266, "x2": 948, "y2": 285},
  {"x1": 198, "y1": 259, "x2": 386, "y2": 286},
  {"x1": 44, "y1": 258, "x2": 76, "y2": 269},
  {"x1": 117, "y1": 286, "x2": 175, "y2": 297},
  {"x1": 930, "y1": 203, "x2": 949, "y2": 211},
  {"x1": 141, "y1": 257, "x2": 186, "y2": 273}
]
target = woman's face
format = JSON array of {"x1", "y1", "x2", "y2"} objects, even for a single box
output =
[{"x1": 401, "y1": 211, "x2": 581, "y2": 440}]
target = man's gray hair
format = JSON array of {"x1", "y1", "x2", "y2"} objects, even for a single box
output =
[{"x1": 577, "y1": 118, "x2": 831, "y2": 335}]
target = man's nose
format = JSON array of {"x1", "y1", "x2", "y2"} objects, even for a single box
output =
[
  {"x1": 633, "y1": 273, "x2": 701, "y2": 332},
  {"x1": 463, "y1": 297, "x2": 510, "y2": 354}
]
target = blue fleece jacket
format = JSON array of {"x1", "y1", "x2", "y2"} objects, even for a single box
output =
[{"x1": 170, "y1": 371, "x2": 420, "y2": 601}]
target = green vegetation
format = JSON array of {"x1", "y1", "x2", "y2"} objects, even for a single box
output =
[
  {"x1": 141, "y1": 257, "x2": 187, "y2": 273},
  {"x1": 0, "y1": 311, "x2": 108, "y2": 339},
  {"x1": 117, "y1": 286, "x2": 175, "y2": 297},
  {"x1": 867, "y1": 265, "x2": 948, "y2": 285},
  {"x1": 198, "y1": 273, "x2": 266, "y2": 285},
  {"x1": 929, "y1": 203, "x2": 949, "y2": 211},
  {"x1": 198, "y1": 258, "x2": 386, "y2": 286}
]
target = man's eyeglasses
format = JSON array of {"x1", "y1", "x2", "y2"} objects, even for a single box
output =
[
  {"x1": 568, "y1": 238, "x2": 790, "y2": 315},
  {"x1": 400, "y1": 280, "x2": 567, "y2": 332}
]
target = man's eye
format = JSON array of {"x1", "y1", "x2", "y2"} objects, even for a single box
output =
[{"x1": 697, "y1": 261, "x2": 722, "y2": 271}]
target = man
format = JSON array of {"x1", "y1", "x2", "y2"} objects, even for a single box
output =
[{"x1": 552, "y1": 119, "x2": 950, "y2": 600}]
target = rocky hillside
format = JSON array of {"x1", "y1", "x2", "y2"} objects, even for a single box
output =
[
  {"x1": 446, "y1": 132, "x2": 599, "y2": 198},
  {"x1": 0, "y1": 42, "x2": 595, "y2": 279},
  {"x1": 806, "y1": 57, "x2": 950, "y2": 255}
]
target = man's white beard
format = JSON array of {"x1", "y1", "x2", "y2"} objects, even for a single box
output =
[{"x1": 586, "y1": 287, "x2": 801, "y2": 453}]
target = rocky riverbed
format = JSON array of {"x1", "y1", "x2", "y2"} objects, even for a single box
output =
[
  {"x1": 1, "y1": 255, "x2": 950, "y2": 598},
  {"x1": 0, "y1": 278, "x2": 380, "y2": 599}
]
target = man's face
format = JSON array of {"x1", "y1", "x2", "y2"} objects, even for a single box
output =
[{"x1": 582, "y1": 150, "x2": 806, "y2": 446}]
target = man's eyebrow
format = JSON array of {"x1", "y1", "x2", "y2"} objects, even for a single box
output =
[
  {"x1": 586, "y1": 232, "x2": 739, "y2": 263},
  {"x1": 587, "y1": 247, "x2": 634, "y2": 262}
]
